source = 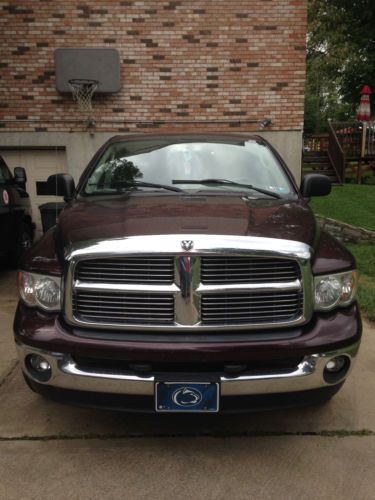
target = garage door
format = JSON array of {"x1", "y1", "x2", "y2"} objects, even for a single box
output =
[{"x1": 0, "y1": 149, "x2": 67, "y2": 239}]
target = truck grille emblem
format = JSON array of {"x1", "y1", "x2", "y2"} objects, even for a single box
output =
[{"x1": 181, "y1": 240, "x2": 194, "y2": 251}]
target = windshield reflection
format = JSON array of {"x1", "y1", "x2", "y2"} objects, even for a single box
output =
[{"x1": 84, "y1": 140, "x2": 295, "y2": 198}]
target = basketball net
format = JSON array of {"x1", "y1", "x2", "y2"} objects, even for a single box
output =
[{"x1": 68, "y1": 79, "x2": 98, "y2": 112}]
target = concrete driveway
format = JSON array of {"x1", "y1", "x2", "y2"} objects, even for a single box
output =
[{"x1": 1, "y1": 269, "x2": 374, "y2": 499}]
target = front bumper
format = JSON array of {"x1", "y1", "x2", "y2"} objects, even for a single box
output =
[
  {"x1": 14, "y1": 302, "x2": 362, "y2": 411},
  {"x1": 17, "y1": 340, "x2": 359, "y2": 398}
]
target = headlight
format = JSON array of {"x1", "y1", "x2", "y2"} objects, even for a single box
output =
[
  {"x1": 17, "y1": 271, "x2": 62, "y2": 311},
  {"x1": 314, "y1": 270, "x2": 358, "y2": 311}
]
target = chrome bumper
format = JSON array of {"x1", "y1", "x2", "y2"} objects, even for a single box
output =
[{"x1": 16, "y1": 341, "x2": 360, "y2": 397}]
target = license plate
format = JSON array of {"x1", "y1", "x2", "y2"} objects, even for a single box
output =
[{"x1": 155, "y1": 382, "x2": 219, "y2": 413}]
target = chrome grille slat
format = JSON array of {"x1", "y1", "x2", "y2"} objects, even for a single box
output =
[
  {"x1": 203, "y1": 310, "x2": 299, "y2": 315},
  {"x1": 77, "y1": 277, "x2": 173, "y2": 283},
  {"x1": 72, "y1": 293, "x2": 174, "y2": 301},
  {"x1": 203, "y1": 270, "x2": 295, "y2": 281},
  {"x1": 74, "y1": 304, "x2": 173, "y2": 311},
  {"x1": 203, "y1": 313, "x2": 298, "y2": 319},
  {"x1": 78, "y1": 271, "x2": 172, "y2": 276},
  {"x1": 201, "y1": 256, "x2": 300, "y2": 285},
  {"x1": 206, "y1": 294, "x2": 300, "y2": 303},
  {"x1": 76, "y1": 257, "x2": 174, "y2": 285},
  {"x1": 76, "y1": 312, "x2": 173, "y2": 318},
  {"x1": 73, "y1": 299, "x2": 173, "y2": 306},
  {"x1": 78, "y1": 270, "x2": 172, "y2": 274},
  {"x1": 201, "y1": 265, "x2": 296, "y2": 270},
  {"x1": 73, "y1": 290, "x2": 174, "y2": 324},
  {"x1": 202, "y1": 260, "x2": 297, "y2": 264},
  {"x1": 81, "y1": 262, "x2": 171, "y2": 267},
  {"x1": 199, "y1": 276, "x2": 297, "y2": 283},
  {"x1": 80, "y1": 260, "x2": 173, "y2": 266},
  {"x1": 201, "y1": 291, "x2": 303, "y2": 325},
  {"x1": 202, "y1": 304, "x2": 299, "y2": 311},
  {"x1": 73, "y1": 300, "x2": 172, "y2": 307}
]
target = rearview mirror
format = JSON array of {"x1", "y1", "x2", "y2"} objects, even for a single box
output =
[
  {"x1": 47, "y1": 174, "x2": 75, "y2": 201},
  {"x1": 301, "y1": 174, "x2": 332, "y2": 198},
  {"x1": 14, "y1": 167, "x2": 27, "y2": 189}
]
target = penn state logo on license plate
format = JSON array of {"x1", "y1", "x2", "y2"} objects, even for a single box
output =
[{"x1": 172, "y1": 386, "x2": 203, "y2": 407}]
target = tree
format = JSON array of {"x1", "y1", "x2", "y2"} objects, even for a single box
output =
[{"x1": 305, "y1": 0, "x2": 375, "y2": 133}]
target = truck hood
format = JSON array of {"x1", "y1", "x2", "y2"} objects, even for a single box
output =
[{"x1": 56, "y1": 194, "x2": 317, "y2": 251}]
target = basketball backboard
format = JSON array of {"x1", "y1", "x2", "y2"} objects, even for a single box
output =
[{"x1": 54, "y1": 48, "x2": 121, "y2": 94}]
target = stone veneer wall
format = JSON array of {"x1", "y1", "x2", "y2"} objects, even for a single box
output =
[{"x1": 317, "y1": 217, "x2": 375, "y2": 244}]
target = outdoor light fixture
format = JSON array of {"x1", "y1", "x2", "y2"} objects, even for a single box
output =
[{"x1": 260, "y1": 118, "x2": 273, "y2": 128}]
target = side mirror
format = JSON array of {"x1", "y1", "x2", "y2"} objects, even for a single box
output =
[
  {"x1": 301, "y1": 174, "x2": 332, "y2": 198},
  {"x1": 47, "y1": 173, "x2": 75, "y2": 201},
  {"x1": 14, "y1": 167, "x2": 27, "y2": 189}
]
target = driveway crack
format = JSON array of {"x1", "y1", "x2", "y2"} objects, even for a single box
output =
[
  {"x1": 0, "y1": 360, "x2": 18, "y2": 391},
  {"x1": 0, "y1": 429, "x2": 374, "y2": 442}
]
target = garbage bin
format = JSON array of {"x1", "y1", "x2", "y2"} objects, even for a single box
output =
[{"x1": 38, "y1": 202, "x2": 66, "y2": 233}]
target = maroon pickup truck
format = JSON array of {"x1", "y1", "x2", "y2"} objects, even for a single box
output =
[{"x1": 14, "y1": 134, "x2": 361, "y2": 413}]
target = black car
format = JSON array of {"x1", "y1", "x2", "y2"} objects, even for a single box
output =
[{"x1": 0, "y1": 155, "x2": 34, "y2": 265}]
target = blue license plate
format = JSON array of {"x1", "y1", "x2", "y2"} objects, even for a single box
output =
[{"x1": 155, "y1": 382, "x2": 219, "y2": 413}]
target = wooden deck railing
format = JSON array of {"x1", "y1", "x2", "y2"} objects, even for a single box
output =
[
  {"x1": 304, "y1": 121, "x2": 375, "y2": 184},
  {"x1": 330, "y1": 121, "x2": 363, "y2": 158},
  {"x1": 306, "y1": 122, "x2": 375, "y2": 159},
  {"x1": 330, "y1": 121, "x2": 375, "y2": 159}
]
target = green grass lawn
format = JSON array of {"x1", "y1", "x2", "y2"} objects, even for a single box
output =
[
  {"x1": 346, "y1": 244, "x2": 375, "y2": 323},
  {"x1": 310, "y1": 186, "x2": 375, "y2": 322},
  {"x1": 310, "y1": 185, "x2": 375, "y2": 231}
]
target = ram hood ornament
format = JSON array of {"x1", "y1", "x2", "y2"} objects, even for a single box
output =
[{"x1": 181, "y1": 240, "x2": 194, "y2": 251}]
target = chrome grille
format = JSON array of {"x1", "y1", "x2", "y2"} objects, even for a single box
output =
[
  {"x1": 201, "y1": 291, "x2": 304, "y2": 324},
  {"x1": 73, "y1": 291, "x2": 174, "y2": 325},
  {"x1": 75, "y1": 257, "x2": 174, "y2": 284},
  {"x1": 201, "y1": 256, "x2": 300, "y2": 284},
  {"x1": 65, "y1": 235, "x2": 312, "y2": 331}
]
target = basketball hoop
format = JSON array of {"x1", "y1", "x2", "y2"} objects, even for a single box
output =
[{"x1": 68, "y1": 79, "x2": 98, "y2": 112}]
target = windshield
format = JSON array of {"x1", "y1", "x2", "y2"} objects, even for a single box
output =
[{"x1": 82, "y1": 139, "x2": 296, "y2": 198}]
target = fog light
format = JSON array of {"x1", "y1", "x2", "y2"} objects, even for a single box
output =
[
  {"x1": 323, "y1": 356, "x2": 350, "y2": 384},
  {"x1": 26, "y1": 354, "x2": 52, "y2": 382},
  {"x1": 326, "y1": 357, "x2": 346, "y2": 373}
]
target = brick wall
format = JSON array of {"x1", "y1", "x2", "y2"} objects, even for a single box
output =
[{"x1": 0, "y1": 0, "x2": 307, "y2": 133}]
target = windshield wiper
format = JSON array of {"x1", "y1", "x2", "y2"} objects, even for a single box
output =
[
  {"x1": 87, "y1": 180, "x2": 185, "y2": 193},
  {"x1": 172, "y1": 178, "x2": 282, "y2": 199},
  {"x1": 132, "y1": 181, "x2": 185, "y2": 193}
]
